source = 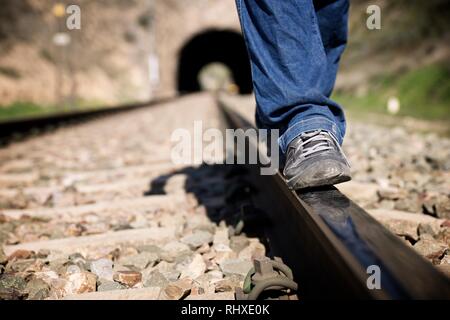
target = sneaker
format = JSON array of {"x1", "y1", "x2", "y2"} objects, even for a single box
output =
[{"x1": 283, "y1": 130, "x2": 351, "y2": 189}]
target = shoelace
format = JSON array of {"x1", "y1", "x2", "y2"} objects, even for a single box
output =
[
  {"x1": 300, "y1": 131, "x2": 334, "y2": 158},
  {"x1": 293, "y1": 130, "x2": 350, "y2": 166}
]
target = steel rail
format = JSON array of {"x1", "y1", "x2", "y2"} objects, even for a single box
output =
[{"x1": 219, "y1": 99, "x2": 450, "y2": 299}]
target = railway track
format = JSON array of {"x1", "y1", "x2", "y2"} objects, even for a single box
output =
[
  {"x1": 0, "y1": 93, "x2": 449, "y2": 300},
  {"x1": 219, "y1": 96, "x2": 450, "y2": 299},
  {"x1": 0, "y1": 98, "x2": 173, "y2": 145}
]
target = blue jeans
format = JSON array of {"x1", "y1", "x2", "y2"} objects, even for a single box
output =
[{"x1": 235, "y1": 0, "x2": 349, "y2": 154}]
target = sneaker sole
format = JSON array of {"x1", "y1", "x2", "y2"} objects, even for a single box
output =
[{"x1": 286, "y1": 171, "x2": 351, "y2": 190}]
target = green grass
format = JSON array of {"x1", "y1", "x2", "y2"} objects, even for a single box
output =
[
  {"x1": 333, "y1": 63, "x2": 450, "y2": 121},
  {"x1": 0, "y1": 102, "x2": 55, "y2": 121},
  {"x1": 0, "y1": 100, "x2": 107, "y2": 122}
]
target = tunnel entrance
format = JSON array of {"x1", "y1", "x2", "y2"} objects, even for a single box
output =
[{"x1": 177, "y1": 29, "x2": 253, "y2": 94}]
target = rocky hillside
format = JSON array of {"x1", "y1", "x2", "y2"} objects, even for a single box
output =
[{"x1": 0, "y1": 0, "x2": 155, "y2": 108}]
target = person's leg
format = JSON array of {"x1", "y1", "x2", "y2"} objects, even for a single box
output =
[
  {"x1": 313, "y1": 0, "x2": 349, "y2": 99},
  {"x1": 235, "y1": 0, "x2": 347, "y2": 153},
  {"x1": 235, "y1": 0, "x2": 351, "y2": 189}
]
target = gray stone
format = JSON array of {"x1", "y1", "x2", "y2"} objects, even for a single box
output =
[
  {"x1": 413, "y1": 238, "x2": 447, "y2": 261},
  {"x1": 90, "y1": 258, "x2": 114, "y2": 281},
  {"x1": 436, "y1": 204, "x2": 450, "y2": 219},
  {"x1": 417, "y1": 223, "x2": 437, "y2": 237},
  {"x1": 230, "y1": 236, "x2": 250, "y2": 253},
  {"x1": 68, "y1": 253, "x2": 86, "y2": 263},
  {"x1": 118, "y1": 252, "x2": 158, "y2": 270},
  {"x1": 214, "y1": 279, "x2": 235, "y2": 292},
  {"x1": 181, "y1": 231, "x2": 213, "y2": 249},
  {"x1": 206, "y1": 270, "x2": 223, "y2": 280},
  {"x1": 97, "y1": 280, "x2": 125, "y2": 292},
  {"x1": 42, "y1": 279, "x2": 69, "y2": 300},
  {"x1": 180, "y1": 254, "x2": 206, "y2": 280},
  {"x1": 377, "y1": 199, "x2": 396, "y2": 210},
  {"x1": 160, "y1": 241, "x2": 191, "y2": 262},
  {"x1": 420, "y1": 233, "x2": 435, "y2": 241},
  {"x1": 219, "y1": 259, "x2": 253, "y2": 277},
  {"x1": 159, "y1": 278, "x2": 192, "y2": 300},
  {"x1": 48, "y1": 258, "x2": 69, "y2": 273},
  {"x1": 161, "y1": 270, "x2": 181, "y2": 282},
  {"x1": 214, "y1": 245, "x2": 237, "y2": 265},
  {"x1": 238, "y1": 241, "x2": 266, "y2": 260},
  {"x1": 175, "y1": 254, "x2": 194, "y2": 273},
  {"x1": 0, "y1": 274, "x2": 27, "y2": 293},
  {"x1": 154, "y1": 260, "x2": 174, "y2": 272},
  {"x1": 186, "y1": 215, "x2": 215, "y2": 232},
  {"x1": 36, "y1": 249, "x2": 50, "y2": 259},
  {"x1": 379, "y1": 219, "x2": 419, "y2": 241},
  {"x1": 144, "y1": 270, "x2": 169, "y2": 288},
  {"x1": 394, "y1": 197, "x2": 422, "y2": 213},
  {"x1": 378, "y1": 187, "x2": 407, "y2": 200},
  {"x1": 5, "y1": 258, "x2": 35, "y2": 273},
  {"x1": 0, "y1": 275, "x2": 27, "y2": 299},
  {"x1": 65, "y1": 264, "x2": 82, "y2": 274},
  {"x1": 24, "y1": 278, "x2": 50, "y2": 300},
  {"x1": 137, "y1": 244, "x2": 162, "y2": 256},
  {"x1": 33, "y1": 270, "x2": 60, "y2": 286},
  {"x1": 59, "y1": 252, "x2": 87, "y2": 270},
  {"x1": 193, "y1": 272, "x2": 220, "y2": 287},
  {"x1": 213, "y1": 227, "x2": 230, "y2": 247}
]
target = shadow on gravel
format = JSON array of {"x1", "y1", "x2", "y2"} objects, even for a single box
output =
[{"x1": 144, "y1": 163, "x2": 269, "y2": 243}]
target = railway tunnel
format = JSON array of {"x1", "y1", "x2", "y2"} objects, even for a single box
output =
[{"x1": 176, "y1": 29, "x2": 253, "y2": 94}]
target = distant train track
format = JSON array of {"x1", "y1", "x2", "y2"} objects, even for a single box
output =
[{"x1": 0, "y1": 97, "x2": 174, "y2": 144}]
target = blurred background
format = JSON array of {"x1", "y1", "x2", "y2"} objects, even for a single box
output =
[{"x1": 0, "y1": 0, "x2": 448, "y2": 128}]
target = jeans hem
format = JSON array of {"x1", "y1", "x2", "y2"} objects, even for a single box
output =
[{"x1": 278, "y1": 116, "x2": 342, "y2": 154}]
